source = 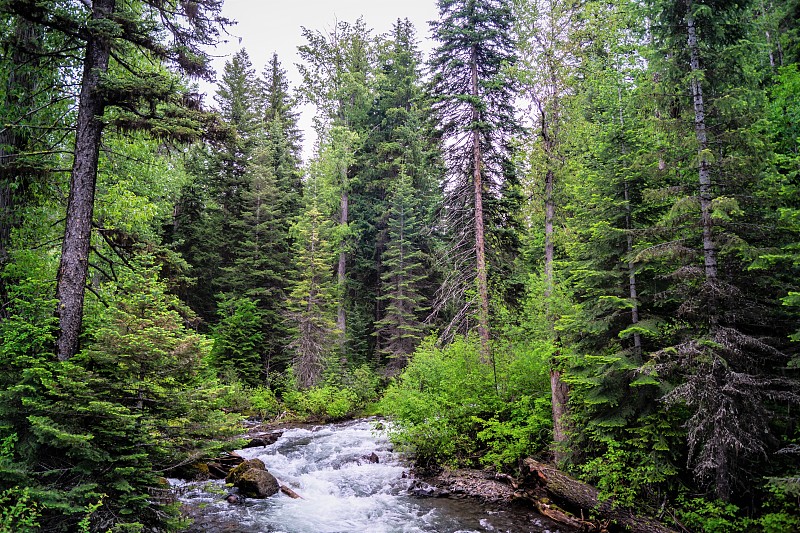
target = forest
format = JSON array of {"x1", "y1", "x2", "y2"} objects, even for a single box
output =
[{"x1": 0, "y1": 0, "x2": 798, "y2": 531}]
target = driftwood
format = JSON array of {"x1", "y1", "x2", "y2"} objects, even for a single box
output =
[
  {"x1": 520, "y1": 458, "x2": 677, "y2": 533},
  {"x1": 280, "y1": 484, "x2": 303, "y2": 499}
]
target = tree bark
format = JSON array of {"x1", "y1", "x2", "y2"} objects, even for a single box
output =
[
  {"x1": 521, "y1": 458, "x2": 678, "y2": 533},
  {"x1": 686, "y1": 4, "x2": 718, "y2": 289},
  {"x1": 550, "y1": 368, "x2": 570, "y2": 462},
  {"x1": 471, "y1": 45, "x2": 491, "y2": 362},
  {"x1": 55, "y1": 0, "x2": 115, "y2": 360},
  {"x1": 337, "y1": 182, "x2": 348, "y2": 350},
  {"x1": 624, "y1": 179, "x2": 642, "y2": 359}
]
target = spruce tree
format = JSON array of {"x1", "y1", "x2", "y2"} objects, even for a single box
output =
[
  {"x1": 429, "y1": 0, "x2": 520, "y2": 359},
  {"x1": 644, "y1": 0, "x2": 800, "y2": 500}
]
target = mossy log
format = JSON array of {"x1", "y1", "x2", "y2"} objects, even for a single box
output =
[{"x1": 521, "y1": 458, "x2": 677, "y2": 533}]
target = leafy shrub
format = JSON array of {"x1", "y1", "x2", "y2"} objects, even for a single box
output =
[
  {"x1": 284, "y1": 385, "x2": 358, "y2": 420},
  {"x1": 250, "y1": 386, "x2": 281, "y2": 420},
  {"x1": 381, "y1": 335, "x2": 552, "y2": 468},
  {"x1": 674, "y1": 496, "x2": 754, "y2": 533}
]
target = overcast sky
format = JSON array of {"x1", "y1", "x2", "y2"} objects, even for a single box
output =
[{"x1": 201, "y1": 0, "x2": 441, "y2": 157}]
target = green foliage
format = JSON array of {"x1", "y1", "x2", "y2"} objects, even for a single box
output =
[
  {"x1": 675, "y1": 496, "x2": 755, "y2": 533},
  {"x1": 284, "y1": 386, "x2": 358, "y2": 421},
  {"x1": 0, "y1": 435, "x2": 40, "y2": 532},
  {"x1": 474, "y1": 395, "x2": 552, "y2": 470},
  {"x1": 381, "y1": 336, "x2": 553, "y2": 468},
  {"x1": 281, "y1": 364, "x2": 380, "y2": 421},
  {"x1": 249, "y1": 387, "x2": 281, "y2": 420},
  {"x1": 210, "y1": 296, "x2": 266, "y2": 387}
]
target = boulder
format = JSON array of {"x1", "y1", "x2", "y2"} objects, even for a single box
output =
[
  {"x1": 237, "y1": 469, "x2": 280, "y2": 498},
  {"x1": 225, "y1": 458, "x2": 266, "y2": 485},
  {"x1": 225, "y1": 458, "x2": 279, "y2": 499}
]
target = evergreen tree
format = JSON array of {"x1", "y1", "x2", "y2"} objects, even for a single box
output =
[
  {"x1": 353, "y1": 19, "x2": 441, "y2": 367},
  {"x1": 429, "y1": 0, "x2": 521, "y2": 359},
  {"x1": 643, "y1": 0, "x2": 800, "y2": 501},
  {"x1": 286, "y1": 161, "x2": 337, "y2": 389},
  {"x1": 0, "y1": 0, "x2": 230, "y2": 360},
  {"x1": 375, "y1": 172, "x2": 430, "y2": 373},
  {"x1": 298, "y1": 18, "x2": 374, "y2": 353}
]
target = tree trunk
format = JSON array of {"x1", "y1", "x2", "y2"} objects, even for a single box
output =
[
  {"x1": 521, "y1": 458, "x2": 678, "y2": 533},
  {"x1": 337, "y1": 183, "x2": 348, "y2": 351},
  {"x1": 544, "y1": 145, "x2": 569, "y2": 461},
  {"x1": 471, "y1": 45, "x2": 490, "y2": 362},
  {"x1": 55, "y1": 0, "x2": 115, "y2": 361},
  {"x1": 686, "y1": 5, "x2": 718, "y2": 290},
  {"x1": 550, "y1": 368, "x2": 570, "y2": 463},
  {"x1": 624, "y1": 181, "x2": 642, "y2": 359}
]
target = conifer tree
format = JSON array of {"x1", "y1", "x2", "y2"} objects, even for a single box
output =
[
  {"x1": 375, "y1": 172, "x2": 430, "y2": 372},
  {"x1": 286, "y1": 161, "x2": 337, "y2": 389},
  {"x1": 354, "y1": 19, "x2": 440, "y2": 366},
  {"x1": 0, "y1": 0, "x2": 230, "y2": 361},
  {"x1": 645, "y1": 0, "x2": 800, "y2": 500},
  {"x1": 298, "y1": 18, "x2": 374, "y2": 353},
  {"x1": 429, "y1": 0, "x2": 520, "y2": 359}
]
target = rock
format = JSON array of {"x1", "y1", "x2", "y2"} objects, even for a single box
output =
[
  {"x1": 225, "y1": 458, "x2": 280, "y2": 499},
  {"x1": 225, "y1": 458, "x2": 266, "y2": 485},
  {"x1": 366, "y1": 452, "x2": 380, "y2": 464},
  {"x1": 225, "y1": 493, "x2": 242, "y2": 504},
  {"x1": 409, "y1": 480, "x2": 449, "y2": 498},
  {"x1": 243, "y1": 431, "x2": 283, "y2": 449},
  {"x1": 237, "y1": 469, "x2": 280, "y2": 498}
]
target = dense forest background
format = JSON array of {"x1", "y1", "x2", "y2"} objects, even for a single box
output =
[{"x1": 1, "y1": 0, "x2": 799, "y2": 531}]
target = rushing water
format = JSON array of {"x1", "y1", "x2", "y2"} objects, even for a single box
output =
[{"x1": 173, "y1": 419, "x2": 570, "y2": 533}]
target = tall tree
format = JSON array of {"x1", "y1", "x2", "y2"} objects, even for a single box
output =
[
  {"x1": 0, "y1": 0, "x2": 230, "y2": 360},
  {"x1": 429, "y1": 0, "x2": 520, "y2": 360},
  {"x1": 298, "y1": 18, "x2": 374, "y2": 352},
  {"x1": 513, "y1": 0, "x2": 584, "y2": 459},
  {"x1": 286, "y1": 158, "x2": 337, "y2": 388},
  {"x1": 645, "y1": 0, "x2": 800, "y2": 500}
]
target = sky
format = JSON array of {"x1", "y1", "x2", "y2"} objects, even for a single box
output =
[{"x1": 200, "y1": 0, "x2": 441, "y2": 157}]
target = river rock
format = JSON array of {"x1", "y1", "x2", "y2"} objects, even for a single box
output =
[
  {"x1": 244, "y1": 431, "x2": 283, "y2": 449},
  {"x1": 237, "y1": 469, "x2": 280, "y2": 498},
  {"x1": 225, "y1": 458, "x2": 280, "y2": 498}
]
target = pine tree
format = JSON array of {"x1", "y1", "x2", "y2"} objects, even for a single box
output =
[{"x1": 429, "y1": 0, "x2": 521, "y2": 359}]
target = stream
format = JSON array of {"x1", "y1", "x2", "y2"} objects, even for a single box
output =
[{"x1": 172, "y1": 418, "x2": 570, "y2": 533}]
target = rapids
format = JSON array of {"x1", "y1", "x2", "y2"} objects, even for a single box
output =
[{"x1": 173, "y1": 419, "x2": 570, "y2": 533}]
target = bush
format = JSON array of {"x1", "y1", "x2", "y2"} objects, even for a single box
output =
[{"x1": 381, "y1": 335, "x2": 552, "y2": 468}]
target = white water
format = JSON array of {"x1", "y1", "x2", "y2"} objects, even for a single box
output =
[{"x1": 174, "y1": 419, "x2": 568, "y2": 533}]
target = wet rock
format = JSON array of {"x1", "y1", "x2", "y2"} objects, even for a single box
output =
[
  {"x1": 225, "y1": 493, "x2": 242, "y2": 504},
  {"x1": 409, "y1": 480, "x2": 449, "y2": 498},
  {"x1": 226, "y1": 458, "x2": 266, "y2": 485},
  {"x1": 243, "y1": 431, "x2": 283, "y2": 449},
  {"x1": 225, "y1": 458, "x2": 280, "y2": 498},
  {"x1": 237, "y1": 469, "x2": 280, "y2": 498},
  {"x1": 366, "y1": 452, "x2": 380, "y2": 464}
]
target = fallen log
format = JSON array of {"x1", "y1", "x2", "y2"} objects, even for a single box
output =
[
  {"x1": 280, "y1": 484, "x2": 303, "y2": 499},
  {"x1": 521, "y1": 458, "x2": 677, "y2": 533}
]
